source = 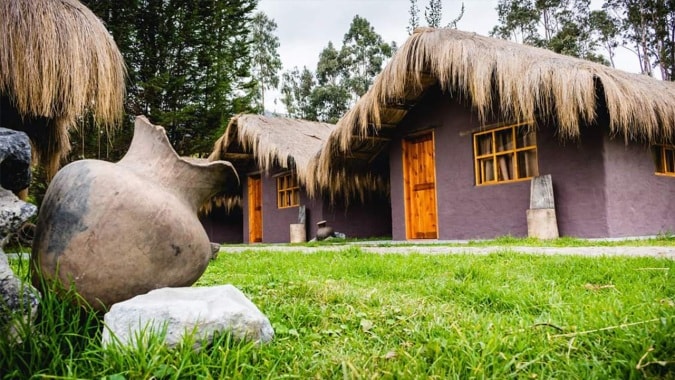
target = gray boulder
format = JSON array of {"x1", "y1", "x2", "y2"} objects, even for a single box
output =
[
  {"x1": 0, "y1": 128, "x2": 32, "y2": 193},
  {"x1": 0, "y1": 127, "x2": 39, "y2": 343},
  {"x1": 0, "y1": 251, "x2": 39, "y2": 343},
  {"x1": 0, "y1": 128, "x2": 35, "y2": 247},
  {"x1": 102, "y1": 285, "x2": 274, "y2": 349},
  {"x1": 0, "y1": 188, "x2": 36, "y2": 247}
]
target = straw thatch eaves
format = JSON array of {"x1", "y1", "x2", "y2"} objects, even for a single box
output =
[
  {"x1": 314, "y1": 27, "x2": 675, "y2": 195},
  {"x1": 210, "y1": 114, "x2": 335, "y2": 187},
  {"x1": 0, "y1": 0, "x2": 126, "y2": 176},
  {"x1": 205, "y1": 114, "x2": 333, "y2": 211},
  {"x1": 207, "y1": 114, "x2": 389, "y2": 209}
]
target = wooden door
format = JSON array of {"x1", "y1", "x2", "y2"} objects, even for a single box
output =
[
  {"x1": 402, "y1": 132, "x2": 438, "y2": 239},
  {"x1": 247, "y1": 176, "x2": 263, "y2": 243}
]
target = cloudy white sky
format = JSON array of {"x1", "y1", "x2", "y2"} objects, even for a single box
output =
[{"x1": 256, "y1": 0, "x2": 641, "y2": 113}]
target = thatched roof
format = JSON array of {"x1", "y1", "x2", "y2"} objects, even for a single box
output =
[
  {"x1": 205, "y1": 114, "x2": 334, "y2": 210},
  {"x1": 209, "y1": 114, "x2": 335, "y2": 184},
  {"x1": 0, "y1": 0, "x2": 126, "y2": 176},
  {"x1": 207, "y1": 114, "x2": 389, "y2": 207},
  {"x1": 314, "y1": 27, "x2": 675, "y2": 195}
]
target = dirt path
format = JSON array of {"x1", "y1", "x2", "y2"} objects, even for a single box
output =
[{"x1": 221, "y1": 244, "x2": 675, "y2": 259}]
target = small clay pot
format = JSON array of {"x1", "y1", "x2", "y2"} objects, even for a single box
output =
[{"x1": 316, "y1": 220, "x2": 334, "y2": 240}]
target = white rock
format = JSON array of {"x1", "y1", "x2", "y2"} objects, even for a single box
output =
[{"x1": 101, "y1": 285, "x2": 274, "y2": 349}]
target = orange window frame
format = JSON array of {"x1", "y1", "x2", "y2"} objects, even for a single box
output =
[
  {"x1": 473, "y1": 122, "x2": 539, "y2": 186},
  {"x1": 654, "y1": 144, "x2": 675, "y2": 177},
  {"x1": 277, "y1": 173, "x2": 300, "y2": 208}
]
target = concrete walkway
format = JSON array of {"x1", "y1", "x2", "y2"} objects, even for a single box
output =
[{"x1": 220, "y1": 244, "x2": 675, "y2": 259}]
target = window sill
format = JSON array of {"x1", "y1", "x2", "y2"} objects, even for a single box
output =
[{"x1": 475, "y1": 177, "x2": 534, "y2": 187}]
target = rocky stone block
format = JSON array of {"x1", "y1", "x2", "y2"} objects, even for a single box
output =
[
  {"x1": 0, "y1": 188, "x2": 36, "y2": 247},
  {"x1": 0, "y1": 251, "x2": 39, "y2": 343},
  {"x1": 0, "y1": 128, "x2": 32, "y2": 193},
  {"x1": 102, "y1": 285, "x2": 274, "y2": 349}
]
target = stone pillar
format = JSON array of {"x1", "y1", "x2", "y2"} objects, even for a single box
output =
[
  {"x1": 527, "y1": 174, "x2": 559, "y2": 239},
  {"x1": 290, "y1": 205, "x2": 307, "y2": 243}
]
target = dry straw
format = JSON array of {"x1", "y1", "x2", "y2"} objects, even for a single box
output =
[
  {"x1": 207, "y1": 114, "x2": 333, "y2": 209},
  {"x1": 0, "y1": 0, "x2": 126, "y2": 176},
  {"x1": 207, "y1": 114, "x2": 389, "y2": 207},
  {"x1": 314, "y1": 27, "x2": 675, "y2": 196}
]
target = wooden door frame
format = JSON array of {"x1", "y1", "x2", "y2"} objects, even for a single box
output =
[
  {"x1": 247, "y1": 175, "x2": 263, "y2": 243},
  {"x1": 402, "y1": 130, "x2": 439, "y2": 240}
]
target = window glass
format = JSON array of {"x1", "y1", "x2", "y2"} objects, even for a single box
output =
[
  {"x1": 473, "y1": 123, "x2": 538, "y2": 186},
  {"x1": 277, "y1": 173, "x2": 300, "y2": 208}
]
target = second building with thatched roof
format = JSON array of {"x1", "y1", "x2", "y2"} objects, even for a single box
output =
[{"x1": 203, "y1": 114, "x2": 391, "y2": 243}]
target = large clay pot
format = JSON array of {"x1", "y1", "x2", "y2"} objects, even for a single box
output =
[{"x1": 32, "y1": 116, "x2": 237, "y2": 310}]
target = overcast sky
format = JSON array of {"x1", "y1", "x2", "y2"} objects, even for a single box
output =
[{"x1": 256, "y1": 0, "x2": 640, "y2": 114}]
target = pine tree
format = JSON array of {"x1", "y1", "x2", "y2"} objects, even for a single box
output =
[{"x1": 79, "y1": 0, "x2": 257, "y2": 158}]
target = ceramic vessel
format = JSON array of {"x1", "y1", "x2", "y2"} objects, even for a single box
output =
[
  {"x1": 32, "y1": 116, "x2": 237, "y2": 309},
  {"x1": 315, "y1": 220, "x2": 334, "y2": 240}
]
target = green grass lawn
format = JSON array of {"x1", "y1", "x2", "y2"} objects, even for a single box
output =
[{"x1": 2, "y1": 247, "x2": 674, "y2": 379}]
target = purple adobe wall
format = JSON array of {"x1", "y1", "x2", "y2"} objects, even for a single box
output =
[
  {"x1": 318, "y1": 194, "x2": 392, "y2": 239},
  {"x1": 241, "y1": 174, "x2": 312, "y2": 244},
  {"x1": 537, "y1": 124, "x2": 609, "y2": 237},
  {"x1": 604, "y1": 138, "x2": 675, "y2": 236},
  {"x1": 390, "y1": 89, "x2": 532, "y2": 240},
  {"x1": 259, "y1": 173, "x2": 323, "y2": 243},
  {"x1": 241, "y1": 172, "x2": 392, "y2": 243},
  {"x1": 199, "y1": 206, "x2": 243, "y2": 244},
  {"x1": 390, "y1": 87, "x2": 611, "y2": 240}
]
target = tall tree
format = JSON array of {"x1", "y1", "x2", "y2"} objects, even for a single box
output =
[
  {"x1": 425, "y1": 0, "x2": 443, "y2": 27},
  {"x1": 80, "y1": 0, "x2": 257, "y2": 158},
  {"x1": 250, "y1": 11, "x2": 282, "y2": 113},
  {"x1": 491, "y1": 0, "x2": 539, "y2": 44},
  {"x1": 589, "y1": 9, "x2": 621, "y2": 67},
  {"x1": 313, "y1": 41, "x2": 351, "y2": 123},
  {"x1": 407, "y1": 0, "x2": 465, "y2": 32},
  {"x1": 407, "y1": 0, "x2": 420, "y2": 34},
  {"x1": 340, "y1": 16, "x2": 396, "y2": 100},
  {"x1": 196, "y1": 0, "x2": 257, "y2": 149},
  {"x1": 604, "y1": 0, "x2": 675, "y2": 80},
  {"x1": 282, "y1": 16, "x2": 394, "y2": 124},
  {"x1": 281, "y1": 66, "x2": 318, "y2": 121},
  {"x1": 491, "y1": 0, "x2": 605, "y2": 63},
  {"x1": 311, "y1": 16, "x2": 395, "y2": 123}
]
